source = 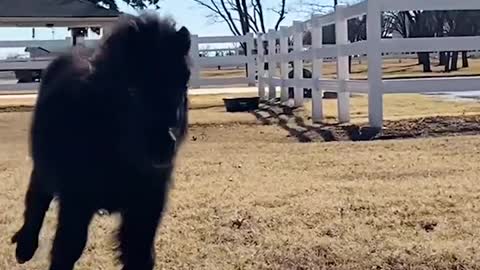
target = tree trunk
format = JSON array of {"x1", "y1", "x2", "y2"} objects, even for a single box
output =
[
  {"x1": 417, "y1": 53, "x2": 423, "y2": 65},
  {"x1": 241, "y1": 41, "x2": 249, "y2": 77},
  {"x1": 462, "y1": 51, "x2": 469, "y2": 68},
  {"x1": 438, "y1": 52, "x2": 447, "y2": 66},
  {"x1": 444, "y1": 51, "x2": 451, "y2": 72},
  {"x1": 348, "y1": 55, "x2": 352, "y2": 73},
  {"x1": 419, "y1": 52, "x2": 431, "y2": 72},
  {"x1": 451, "y1": 51, "x2": 459, "y2": 71}
]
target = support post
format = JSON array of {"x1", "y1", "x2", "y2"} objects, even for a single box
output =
[
  {"x1": 267, "y1": 29, "x2": 277, "y2": 100},
  {"x1": 70, "y1": 27, "x2": 86, "y2": 47},
  {"x1": 293, "y1": 21, "x2": 304, "y2": 107},
  {"x1": 65, "y1": 36, "x2": 73, "y2": 47},
  {"x1": 76, "y1": 36, "x2": 85, "y2": 46},
  {"x1": 257, "y1": 33, "x2": 266, "y2": 100},
  {"x1": 189, "y1": 34, "x2": 201, "y2": 89},
  {"x1": 102, "y1": 23, "x2": 113, "y2": 38},
  {"x1": 311, "y1": 15, "x2": 324, "y2": 123},
  {"x1": 246, "y1": 33, "x2": 256, "y2": 86},
  {"x1": 335, "y1": 5, "x2": 350, "y2": 123},
  {"x1": 279, "y1": 26, "x2": 289, "y2": 102},
  {"x1": 367, "y1": 0, "x2": 384, "y2": 128}
]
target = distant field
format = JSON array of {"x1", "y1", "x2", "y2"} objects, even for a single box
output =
[{"x1": 201, "y1": 58, "x2": 480, "y2": 80}]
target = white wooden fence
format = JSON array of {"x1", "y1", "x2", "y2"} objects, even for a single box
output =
[
  {"x1": 0, "y1": 33, "x2": 257, "y2": 91},
  {"x1": 257, "y1": 0, "x2": 480, "y2": 128},
  {"x1": 188, "y1": 34, "x2": 256, "y2": 88}
]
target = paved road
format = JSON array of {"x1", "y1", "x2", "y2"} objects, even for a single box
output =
[{"x1": 0, "y1": 86, "x2": 258, "y2": 95}]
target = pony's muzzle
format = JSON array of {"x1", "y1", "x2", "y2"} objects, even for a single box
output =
[{"x1": 150, "y1": 128, "x2": 177, "y2": 170}]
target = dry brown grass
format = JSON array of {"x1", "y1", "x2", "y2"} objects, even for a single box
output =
[
  {"x1": 3, "y1": 92, "x2": 480, "y2": 127},
  {"x1": 188, "y1": 92, "x2": 480, "y2": 125},
  {"x1": 1, "y1": 94, "x2": 480, "y2": 269},
  {"x1": 303, "y1": 94, "x2": 480, "y2": 124}
]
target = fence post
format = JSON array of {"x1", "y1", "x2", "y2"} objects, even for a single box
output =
[
  {"x1": 293, "y1": 21, "x2": 304, "y2": 107},
  {"x1": 311, "y1": 15, "x2": 324, "y2": 123},
  {"x1": 280, "y1": 26, "x2": 289, "y2": 102},
  {"x1": 267, "y1": 29, "x2": 277, "y2": 100},
  {"x1": 246, "y1": 33, "x2": 256, "y2": 86},
  {"x1": 189, "y1": 34, "x2": 200, "y2": 89},
  {"x1": 335, "y1": 5, "x2": 350, "y2": 123},
  {"x1": 367, "y1": 0, "x2": 384, "y2": 128},
  {"x1": 257, "y1": 33, "x2": 266, "y2": 100}
]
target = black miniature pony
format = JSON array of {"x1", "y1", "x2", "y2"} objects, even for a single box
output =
[{"x1": 11, "y1": 12, "x2": 191, "y2": 270}]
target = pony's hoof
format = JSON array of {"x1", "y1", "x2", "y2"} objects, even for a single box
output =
[{"x1": 11, "y1": 229, "x2": 38, "y2": 264}]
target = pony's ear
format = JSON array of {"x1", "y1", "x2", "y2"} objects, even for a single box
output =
[
  {"x1": 125, "y1": 17, "x2": 140, "y2": 35},
  {"x1": 177, "y1": 26, "x2": 191, "y2": 55}
]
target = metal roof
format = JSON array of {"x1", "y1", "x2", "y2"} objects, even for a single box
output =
[{"x1": 0, "y1": 0, "x2": 121, "y2": 18}]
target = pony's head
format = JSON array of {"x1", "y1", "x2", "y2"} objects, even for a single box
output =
[{"x1": 92, "y1": 12, "x2": 191, "y2": 170}]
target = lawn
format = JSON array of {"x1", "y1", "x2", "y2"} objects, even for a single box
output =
[{"x1": 1, "y1": 93, "x2": 480, "y2": 269}]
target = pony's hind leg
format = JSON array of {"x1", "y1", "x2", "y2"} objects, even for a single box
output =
[
  {"x1": 48, "y1": 196, "x2": 94, "y2": 270},
  {"x1": 118, "y1": 199, "x2": 165, "y2": 270},
  {"x1": 12, "y1": 168, "x2": 53, "y2": 264}
]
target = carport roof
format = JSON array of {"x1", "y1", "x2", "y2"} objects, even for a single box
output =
[{"x1": 0, "y1": 0, "x2": 121, "y2": 18}]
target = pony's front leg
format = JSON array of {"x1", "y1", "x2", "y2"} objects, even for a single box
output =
[
  {"x1": 48, "y1": 195, "x2": 94, "y2": 270},
  {"x1": 12, "y1": 168, "x2": 53, "y2": 263}
]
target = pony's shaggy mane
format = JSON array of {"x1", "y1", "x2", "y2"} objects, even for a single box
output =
[{"x1": 89, "y1": 12, "x2": 191, "y2": 91}]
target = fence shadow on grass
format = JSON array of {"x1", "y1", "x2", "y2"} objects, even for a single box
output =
[{"x1": 251, "y1": 99, "x2": 382, "y2": 143}]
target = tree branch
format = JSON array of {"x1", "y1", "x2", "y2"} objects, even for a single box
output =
[
  {"x1": 250, "y1": 0, "x2": 259, "y2": 28},
  {"x1": 192, "y1": 0, "x2": 292, "y2": 35},
  {"x1": 273, "y1": 0, "x2": 287, "y2": 30},
  {"x1": 254, "y1": 0, "x2": 267, "y2": 33},
  {"x1": 247, "y1": 9, "x2": 260, "y2": 32},
  {"x1": 193, "y1": 0, "x2": 241, "y2": 35},
  {"x1": 219, "y1": 0, "x2": 243, "y2": 35},
  {"x1": 242, "y1": 0, "x2": 250, "y2": 33}
]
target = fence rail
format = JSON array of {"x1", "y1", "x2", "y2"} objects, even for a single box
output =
[
  {"x1": 0, "y1": 33, "x2": 256, "y2": 91},
  {"x1": 189, "y1": 34, "x2": 256, "y2": 88}
]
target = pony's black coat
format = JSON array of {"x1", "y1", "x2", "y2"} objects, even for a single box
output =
[{"x1": 11, "y1": 12, "x2": 191, "y2": 270}]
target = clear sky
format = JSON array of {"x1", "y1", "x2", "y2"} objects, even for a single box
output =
[
  {"x1": 0, "y1": 0, "x2": 343, "y2": 40},
  {"x1": 0, "y1": 0, "x2": 340, "y2": 57}
]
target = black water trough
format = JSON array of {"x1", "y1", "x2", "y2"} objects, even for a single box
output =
[{"x1": 223, "y1": 96, "x2": 260, "y2": 112}]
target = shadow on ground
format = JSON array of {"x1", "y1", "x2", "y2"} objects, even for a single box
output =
[
  {"x1": 251, "y1": 99, "x2": 480, "y2": 143},
  {"x1": 251, "y1": 100, "x2": 382, "y2": 142}
]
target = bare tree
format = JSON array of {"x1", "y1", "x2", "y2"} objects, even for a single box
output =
[
  {"x1": 294, "y1": 1, "x2": 333, "y2": 15},
  {"x1": 295, "y1": 0, "x2": 362, "y2": 16},
  {"x1": 442, "y1": 10, "x2": 480, "y2": 71},
  {"x1": 386, "y1": 10, "x2": 439, "y2": 72},
  {"x1": 388, "y1": 10, "x2": 480, "y2": 73},
  {"x1": 192, "y1": 0, "x2": 288, "y2": 76},
  {"x1": 192, "y1": 0, "x2": 288, "y2": 35}
]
